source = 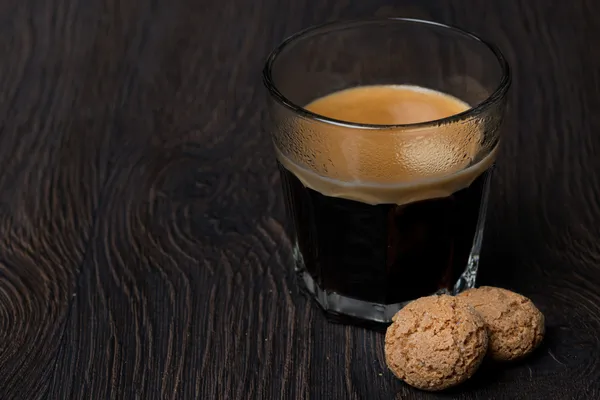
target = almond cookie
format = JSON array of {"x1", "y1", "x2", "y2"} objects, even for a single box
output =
[
  {"x1": 384, "y1": 295, "x2": 488, "y2": 391},
  {"x1": 457, "y1": 286, "x2": 545, "y2": 361}
]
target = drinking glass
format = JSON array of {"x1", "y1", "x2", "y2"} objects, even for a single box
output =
[{"x1": 263, "y1": 18, "x2": 510, "y2": 323}]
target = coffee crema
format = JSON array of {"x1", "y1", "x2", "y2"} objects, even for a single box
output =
[{"x1": 276, "y1": 84, "x2": 495, "y2": 206}]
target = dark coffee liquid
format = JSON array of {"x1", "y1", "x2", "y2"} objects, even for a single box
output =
[
  {"x1": 279, "y1": 163, "x2": 490, "y2": 304},
  {"x1": 276, "y1": 84, "x2": 494, "y2": 307}
]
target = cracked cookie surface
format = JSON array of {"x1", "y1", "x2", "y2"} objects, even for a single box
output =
[
  {"x1": 384, "y1": 295, "x2": 488, "y2": 391},
  {"x1": 458, "y1": 286, "x2": 545, "y2": 361}
]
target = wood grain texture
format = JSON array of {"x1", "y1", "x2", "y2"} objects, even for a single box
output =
[{"x1": 0, "y1": 0, "x2": 597, "y2": 399}]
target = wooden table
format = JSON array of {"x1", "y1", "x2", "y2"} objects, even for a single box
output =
[{"x1": 0, "y1": 0, "x2": 598, "y2": 399}]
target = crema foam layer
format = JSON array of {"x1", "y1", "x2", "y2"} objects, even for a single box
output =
[{"x1": 276, "y1": 85, "x2": 496, "y2": 206}]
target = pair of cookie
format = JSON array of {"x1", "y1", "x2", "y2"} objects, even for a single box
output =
[{"x1": 384, "y1": 286, "x2": 545, "y2": 391}]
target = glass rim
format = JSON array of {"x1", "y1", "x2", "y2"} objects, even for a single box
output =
[{"x1": 263, "y1": 17, "x2": 511, "y2": 130}]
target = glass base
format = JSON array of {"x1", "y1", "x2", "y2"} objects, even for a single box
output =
[
  {"x1": 299, "y1": 270, "x2": 408, "y2": 323},
  {"x1": 299, "y1": 270, "x2": 464, "y2": 324},
  {"x1": 295, "y1": 236, "x2": 482, "y2": 324},
  {"x1": 299, "y1": 268, "x2": 481, "y2": 324}
]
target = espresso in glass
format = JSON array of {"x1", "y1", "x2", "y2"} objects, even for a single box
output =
[{"x1": 264, "y1": 19, "x2": 510, "y2": 323}]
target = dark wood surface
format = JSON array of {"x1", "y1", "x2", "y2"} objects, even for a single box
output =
[{"x1": 0, "y1": 0, "x2": 598, "y2": 398}]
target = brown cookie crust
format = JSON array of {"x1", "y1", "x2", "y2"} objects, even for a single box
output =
[
  {"x1": 384, "y1": 295, "x2": 488, "y2": 391},
  {"x1": 458, "y1": 286, "x2": 545, "y2": 361}
]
